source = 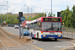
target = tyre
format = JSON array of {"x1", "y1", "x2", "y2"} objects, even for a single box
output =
[
  {"x1": 37, "y1": 33, "x2": 40, "y2": 41},
  {"x1": 55, "y1": 38, "x2": 57, "y2": 41},
  {"x1": 31, "y1": 33, "x2": 34, "y2": 39}
]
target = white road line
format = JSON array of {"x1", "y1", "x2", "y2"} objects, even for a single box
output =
[
  {"x1": 0, "y1": 40, "x2": 9, "y2": 50},
  {"x1": 63, "y1": 42, "x2": 75, "y2": 49},
  {"x1": 0, "y1": 30, "x2": 29, "y2": 50},
  {"x1": 71, "y1": 42, "x2": 75, "y2": 46}
]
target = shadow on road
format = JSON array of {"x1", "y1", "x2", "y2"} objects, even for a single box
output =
[{"x1": 32, "y1": 38, "x2": 62, "y2": 42}]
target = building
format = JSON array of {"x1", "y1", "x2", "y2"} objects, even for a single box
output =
[{"x1": 6, "y1": 13, "x2": 40, "y2": 18}]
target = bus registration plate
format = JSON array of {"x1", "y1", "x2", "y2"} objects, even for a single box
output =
[
  {"x1": 49, "y1": 37, "x2": 54, "y2": 38},
  {"x1": 50, "y1": 32, "x2": 54, "y2": 35}
]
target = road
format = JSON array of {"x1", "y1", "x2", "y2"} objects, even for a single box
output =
[{"x1": 1, "y1": 27, "x2": 74, "y2": 50}]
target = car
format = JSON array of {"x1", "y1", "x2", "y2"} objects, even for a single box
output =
[
  {"x1": 11, "y1": 24, "x2": 14, "y2": 27},
  {"x1": 14, "y1": 25, "x2": 19, "y2": 29},
  {"x1": 8, "y1": 24, "x2": 11, "y2": 27},
  {"x1": 21, "y1": 29, "x2": 29, "y2": 36}
]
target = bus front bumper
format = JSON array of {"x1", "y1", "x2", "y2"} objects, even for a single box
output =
[{"x1": 41, "y1": 35, "x2": 62, "y2": 39}]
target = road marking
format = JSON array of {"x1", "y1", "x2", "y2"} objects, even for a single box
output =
[
  {"x1": 28, "y1": 44, "x2": 43, "y2": 50},
  {"x1": 0, "y1": 30, "x2": 29, "y2": 50},
  {"x1": 0, "y1": 40, "x2": 8, "y2": 50},
  {"x1": 70, "y1": 42, "x2": 75, "y2": 46},
  {"x1": 61, "y1": 41, "x2": 75, "y2": 50}
]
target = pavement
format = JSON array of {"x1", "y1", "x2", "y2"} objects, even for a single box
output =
[
  {"x1": 0, "y1": 27, "x2": 32, "y2": 50},
  {"x1": 1, "y1": 27, "x2": 75, "y2": 50}
]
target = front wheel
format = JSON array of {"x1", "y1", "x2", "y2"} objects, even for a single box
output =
[
  {"x1": 31, "y1": 33, "x2": 34, "y2": 39},
  {"x1": 55, "y1": 38, "x2": 57, "y2": 41},
  {"x1": 37, "y1": 33, "x2": 40, "y2": 41}
]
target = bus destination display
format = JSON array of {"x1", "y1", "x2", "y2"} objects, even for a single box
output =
[{"x1": 43, "y1": 18, "x2": 60, "y2": 21}]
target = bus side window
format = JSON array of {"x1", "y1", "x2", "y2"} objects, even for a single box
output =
[{"x1": 38, "y1": 22, "x2": 41, "y2": 29}]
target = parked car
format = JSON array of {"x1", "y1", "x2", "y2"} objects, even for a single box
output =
[
  {"x1": 11, "y1": 24, "x2": 14, "y2": 27},
  {"x1": 8, "y1": 24, "x2": 11, "y2": 27},
  {"x1": 21, "y1": 29, "x2": 29, "y2": 36},
  {"x1": 14, "y1": 25, "x2": 19, "y2": 29}
]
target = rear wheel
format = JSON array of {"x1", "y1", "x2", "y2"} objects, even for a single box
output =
[
  {"x1": 37, "y1": 33, "x2": 40, "y2": 41},
  {"x1": 31, "y1": 33, "x2": 34, "y2": 39}
]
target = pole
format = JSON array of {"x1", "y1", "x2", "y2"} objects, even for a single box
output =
[
  {"x1": 19, "y1": 21, "x2": 21, "y2": 39},
  {"x1": 27, "y1": 6, "x2": 29, "y2": 18},
  {"x1": 7, "y1": 1, "x2": 8, "y2": 20},
  {"x1": 1, "y1": 13, "x2": 2, "y2": 26},
  {"x1": 31, "y1": 8, "x2": 32, "y2": 20},
  {"x1": 51, "y1": 0, "x2": 52, "y2": 17}
]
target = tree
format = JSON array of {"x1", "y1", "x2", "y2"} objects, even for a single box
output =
[
  {"x1": 12, "y1": 19, "x2": 19, "y2": 24},
  {"x1": 31, "y1": 13, "x2": 47, "y2": 20},
  {"x1": 72, "y1": 5, "x2": 75, "y2": 27},
  {"x1": 48, "y1": 12, "x2": 51, "y2": 16},
  {"x1": 61, "y1": 6, "x2": 72, "y2": 27},
  {"x1": 53, "y1": 14, "x2": 55, "y2": 17},
  {"x1": 6, "y1": 19, "x2": 11, "y2": 24}
]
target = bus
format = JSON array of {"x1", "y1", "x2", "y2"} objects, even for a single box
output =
[
  {"x1": 22, "y1": 20, "x2": 31, "y2": 28},
  {"x1": 27, "y1": 17, "x2": 62, "y2": 41}
]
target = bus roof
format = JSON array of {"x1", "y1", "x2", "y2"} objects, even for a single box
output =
[
  {"x1": 37, "y1": 17, "x2": 62, "y2": 21},
  {"x1": 28, "y1": 17, "x2": 62, "y2": 24},
  {"x1": 30, "y1": 19, "x2": 37, "y2": 23}
]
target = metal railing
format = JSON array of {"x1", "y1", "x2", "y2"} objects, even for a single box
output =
[{"x1": 62, "y1": 27, "x2": 75, "y2": 39}]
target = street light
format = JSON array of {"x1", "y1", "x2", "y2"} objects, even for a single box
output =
[
  {"x1": 24, "y1": 5, "x2": 29, "y2": 18},
  {"x1": 0, "y1": 5, "x2": 6, "y2": 26},
  {"x1": 51, "y1": 0, "x2": 52, "y2": 17},
  {"x1": 24, "y1": 5, "x2": 32, "y2": 20},
  {"x1": 7, "y1": 1, "x2": 8, "y2": 20},
  {"x1": 29, "y1": 7, "x2": 32, "y2": 20}
]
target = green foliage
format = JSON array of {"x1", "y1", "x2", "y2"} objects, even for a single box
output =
[
  {"x1": 0, "y1": 14, "x2": 19, "y2": 25},
  {"x1": 61, "y1": 5, "x2": 75, "y2": 27},
  {"x1": 27, "y1": 13, "x2": 47, "y2": 20},
  {"x1": 48, "y1": 12, "x2": 55, "y2": 17},
  {"x1": 12, "y1": 19, "x2": 19, "y2": 24},
  {"x1": 71, "y1": 5, "x2": 75, "y2": 27},
  {"x1": 5, "y1": 19, "x2": 11, "y2": 24},
  {"x1": 48, "y1": 12, "x2": 51, "y2": 16}
]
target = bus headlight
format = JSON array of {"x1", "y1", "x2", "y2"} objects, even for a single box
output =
[
  {"x1": 43, "y1": 35, "x2": 46, "y2": 37},
  {"x1": 58, "y1": 35, "x2": 61, "y2": 37}
]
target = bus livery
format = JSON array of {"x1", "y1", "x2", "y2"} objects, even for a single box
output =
[{"x1": 27, "y1": 17, "x2": 62, "y2": 41}]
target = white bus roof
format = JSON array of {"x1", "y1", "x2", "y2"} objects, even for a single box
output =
[
  {"x1": 30, "y1": 19, "x2": 37, "y2": 23},
  {"x1": 26, "y1": 21, "x2": 31, "y2": 24}
]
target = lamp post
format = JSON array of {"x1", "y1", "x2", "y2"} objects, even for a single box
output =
[
  {"x1": 51, "y1": 0, "x2": 52, "y2": 17},
  {"x1": 24, "y1": 5, "x2": 32, "y2": 20},
  {"x1": 7, "y1": 1, "x2": 8, "y2": 20},
  {"x1": 24, "y1": 5, "x2": 29, "y2": 18},
  {"x1": 0, "y1": 5, "x2": 6, "y2": 26},
  {"x1": 31, "y1": 8, "x2": 32, "y2": 20}
]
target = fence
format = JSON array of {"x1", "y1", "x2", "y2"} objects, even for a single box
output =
[{"x1": 62, "y1": 27, "x2": 75, "y2": 39}]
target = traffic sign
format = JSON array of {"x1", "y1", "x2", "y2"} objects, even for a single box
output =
[{"x1": 21, "y1": 17, "x2": 25, "y2": 21}]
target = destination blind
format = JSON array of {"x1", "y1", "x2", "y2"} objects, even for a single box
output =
[{"x1": 43, "y1": 18, "x2": 61, "y2": 21}]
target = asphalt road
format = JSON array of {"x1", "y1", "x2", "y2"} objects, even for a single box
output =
[{"x1": 2, "y1": 27, "x2": 74, "y2": 50}]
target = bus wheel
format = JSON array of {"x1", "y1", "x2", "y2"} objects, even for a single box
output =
[
  {"x1": 37, "y1": 33, "x2": 40, "y2": 41},
  {"x1": 55, "y1": 38, "x2": 57, "y2": 41},
  {"x1": 31, "y1": 33, "x2": 33, "y2": 39}
]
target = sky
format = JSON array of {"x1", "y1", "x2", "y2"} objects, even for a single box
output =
[{"x1": 0, "y1": 0, "x2": 75, "y2": 16}]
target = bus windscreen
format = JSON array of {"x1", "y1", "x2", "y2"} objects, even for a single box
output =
[{"x1": 43, "y1": 18, "x2": 61, "y2": 21}]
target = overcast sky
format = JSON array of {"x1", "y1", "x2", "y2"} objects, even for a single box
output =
[{"x1": 0, "y1": 0, "x2": 75, "y2": 16}]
